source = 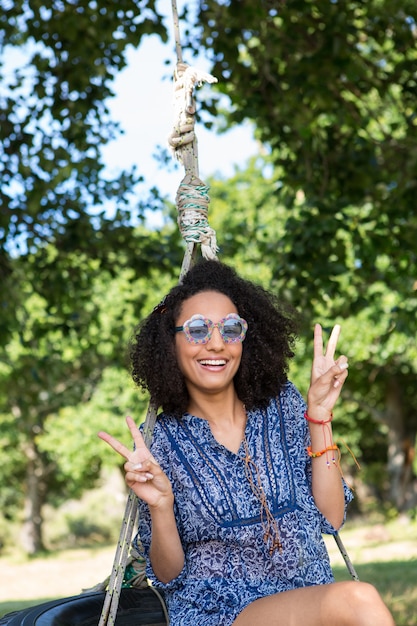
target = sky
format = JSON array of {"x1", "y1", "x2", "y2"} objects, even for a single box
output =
[{"x1": 101, "y1": 8, "x2": 257, "y2": 209}]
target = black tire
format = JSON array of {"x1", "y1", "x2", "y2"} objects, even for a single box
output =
[{"x1": 0, "y1": 588, "x2": 167, "y2": 626}]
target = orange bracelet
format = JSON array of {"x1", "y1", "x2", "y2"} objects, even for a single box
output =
[{"x1": 306, "y1": 444, "x2": 339, "y2": 459}]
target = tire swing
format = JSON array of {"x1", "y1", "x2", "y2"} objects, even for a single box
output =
[{"x1": 0, "y1": 2, "x2": 358, "y2": 624}]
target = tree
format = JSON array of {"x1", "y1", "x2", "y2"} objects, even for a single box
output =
[
  {"x1": 0, "y1": 0, "x2": 169, "y2": 343},
  {"x1": 189, "y1": 0, "x2": 417, "y2": 300},
  {"x1": 2, "y1": 0, "x2": 417, "y2": 558},
  {"x1": 0, "y1": 0, "x2": 167, "y2": 251},
  {"x1": 0, "y1": 1, "x2": 181, "y2": 552},
  {"x1": 0, "y1": 219, "x2": 182, "y2": 553},
  {"x1": 205, "y1": 150, "x2": 417, "y2": 510}
]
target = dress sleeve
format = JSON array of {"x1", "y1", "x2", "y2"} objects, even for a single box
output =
[{"x1": 132, "y1": 420, "x2": 187, "y2": 591}]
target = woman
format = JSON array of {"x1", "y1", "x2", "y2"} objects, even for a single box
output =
[{"x1": 99, "y1": 260, "x2": 394, "y2": 626}]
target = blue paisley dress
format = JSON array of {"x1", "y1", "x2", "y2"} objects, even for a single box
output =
[{"x1": 135, "y1": 382, "x2": 352, "y2": 626}]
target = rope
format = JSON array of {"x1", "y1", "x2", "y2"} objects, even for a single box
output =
[
  {"x1": 98, "y1": 404, "x2": 158, "y2": 626},
  {"x1": 171, "y1": 0, "x2": 183, "y2": 64},
  {"x1": 97, "y1": 492, "x2": 140, "y2": 625},
  {"x1": 333, "y1": 532, "x2": 360, "y2": 581},
  {"x1": 97, "y1": 11, "x2": 220, "y2": 619},
  {"x1": 168, "y1": 62, "x2": 219, "y2": 262},
  {"x1": 176, "y1": 181, "x2": 218, "y2": 260}
]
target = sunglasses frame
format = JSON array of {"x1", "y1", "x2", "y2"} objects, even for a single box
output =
[{"x1": 175, "y1": 313, "x2": 248, "y2": 345}]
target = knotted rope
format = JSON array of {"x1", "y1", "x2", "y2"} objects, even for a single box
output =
[{"x1": 168, "y1": 62, "x2": 219, "y2": 264}]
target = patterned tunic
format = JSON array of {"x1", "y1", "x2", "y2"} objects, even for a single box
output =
[{"x1": 135, "y1": 382, "x2": 352, "y2": 626}]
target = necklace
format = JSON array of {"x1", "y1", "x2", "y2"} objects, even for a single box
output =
[{"x1": 243, "y1": 436, "x2": 283, "y2": 554}]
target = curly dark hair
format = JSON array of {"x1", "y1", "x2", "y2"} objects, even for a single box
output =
[{"x1": 130, "y1": 260, "x2": 299, "y2": 416}]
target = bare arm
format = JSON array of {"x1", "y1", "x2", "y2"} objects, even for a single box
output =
[
  {"x1": 98, "y1": 416, "x2": 185, "y2": 583},
  {"x1": 306, "y1": 324, "x2": 349, "y2": 529}
]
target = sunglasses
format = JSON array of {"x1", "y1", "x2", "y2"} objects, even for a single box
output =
[{"x1": 175, "y1": 313, "x2": 248, "y2": 345}]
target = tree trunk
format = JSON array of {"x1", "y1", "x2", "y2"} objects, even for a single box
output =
[
  {"x1": 20, "y1": 440, "x2": 47, "y2": 554},
  {"x1": 384, "y1": 376, "x2": 417, "y2": 511}
]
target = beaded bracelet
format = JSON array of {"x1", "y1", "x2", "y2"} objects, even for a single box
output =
[{"x1": 306, "y1": 444, "x2": 339, "y2": 459}]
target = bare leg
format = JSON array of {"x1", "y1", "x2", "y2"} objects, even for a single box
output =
[{"x1": 233, "y1": 581, "x2": 395, "y2": 626}]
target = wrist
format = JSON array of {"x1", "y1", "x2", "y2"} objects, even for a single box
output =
[
  {"x1": 305, "y1": 408, "x2": 333, "y2": 424},
  {"x1": 149, "y1": 493, "x2": 175, "y2": 515}
]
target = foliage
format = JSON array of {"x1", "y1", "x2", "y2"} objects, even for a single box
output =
[
  {"x1": 0, "y1": 217, "x2": 182, "y2": 551},
  {"x1": 0, "y1": 0, "x2": 180, "y2": 552},
  {"x1": 0, "y1": 0, "x2": 167, "y2": 256},
  {"x1": 184, "y1": 0, "x2": 417, "y2": 509},
  {"x1": 190, "y1": 0, "x2": 417, "y2": 299}
]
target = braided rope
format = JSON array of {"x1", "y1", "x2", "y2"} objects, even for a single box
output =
[
  {"x1": 171, "y1": 0, "x2": 183, "y2": 64},
  {"x1": 97, "y1": 13, "x2": 220, "y2": 622},
  {"x1": 97, "y1": 52, "x2": 221, "y2": 620}
]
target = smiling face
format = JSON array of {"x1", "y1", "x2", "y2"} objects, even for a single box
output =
[{"x1": 175, "y1": 291, "x2": 244, "y2": 402}]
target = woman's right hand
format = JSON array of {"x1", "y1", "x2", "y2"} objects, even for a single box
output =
[{"x1": 98, "y1": 416, "x2": 174, "y2": 510}]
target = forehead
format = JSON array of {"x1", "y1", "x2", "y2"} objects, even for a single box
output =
[{"x1": 178, "y1": 291, "x2": 237, "y2": 322}]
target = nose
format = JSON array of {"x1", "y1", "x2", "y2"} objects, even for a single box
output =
[{"x1": 206, "y1": 326, "x2": 224, "y2": 349}]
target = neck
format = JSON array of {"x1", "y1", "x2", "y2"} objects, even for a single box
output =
[
  {"x1": 188, "y1": 392, "x2": 247, "y2": 454},
  {"x1": 188, "y1": 392, "x2": 245, "y2": 428}
]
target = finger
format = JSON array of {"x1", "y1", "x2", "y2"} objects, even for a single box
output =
[
  {"x1": 331, "y1": 361, "x2": 349, "y2": 388},
  {"x1": 97, "y1": 431, "x2": 131, "y2": 460},
  {"x1": 336, "y1": 355, "x2": 348, "y2": 368},
  {"x1": 125, "y1": 416, "x2": 161, "y2": 467},
  {"x1": 313, "y1": 323, "x2": 323, "y2": 359},
  {"x1": 125, "y1": 461, "x2": 155, "y2": 482},
  {"x1": 325, "y1": 324, "x2": 341, "y2": 359},
  {"x1": 125, "y1": 415, "x2": 151, "y2": 453},
  {"x1": 127, "y1": 471, "x2": 155, "y2": 484},
  {"x1": 312, "y1": 360, "x2": 348, "y2": 390}
]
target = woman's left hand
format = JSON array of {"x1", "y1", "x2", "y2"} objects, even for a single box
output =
[{"x1": 307, "y1": 323, "x2": 348, "y2": 416}]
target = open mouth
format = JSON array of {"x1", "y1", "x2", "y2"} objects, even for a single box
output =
[{"x1": 198, "y1": 359, "x2": 227, "y2": 367}]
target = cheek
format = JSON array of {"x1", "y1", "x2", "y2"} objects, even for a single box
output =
[
  {"x1": 233, "y1": 344, "x2": 244, "y2": 367},
  {"x1": 174, "y1": 338, "x2": 196, "y2": 374}
]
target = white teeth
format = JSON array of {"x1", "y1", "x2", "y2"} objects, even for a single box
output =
[{"x1": 199, "y1": 359, "x2": 226, "y2": 366}]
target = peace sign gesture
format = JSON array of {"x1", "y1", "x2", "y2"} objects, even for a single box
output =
[
  {"x1": 98, "y1": 416, "x2": 173, "y2": 509},
  {"x1": 307, "y1": 324, "x2": 349, "y2": 417}
]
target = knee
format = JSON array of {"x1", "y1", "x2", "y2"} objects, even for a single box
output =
[
  {"x1": 338, "y1": 581, "x2": 393, "y2": 625},
  {"x1": 349, "y1": 581, "x2": 383, "y2": 606}
]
